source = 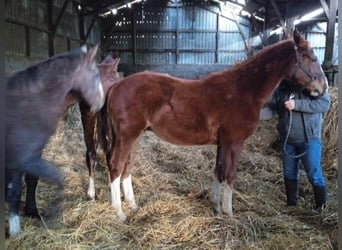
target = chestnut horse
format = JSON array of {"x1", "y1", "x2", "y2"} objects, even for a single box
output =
[
  {"x1": 102, "y1": 29, "x2": 327, "y2": 222},
  {"x1": 6, "y1": 45, "x2": 105, "y2": 236},
  {"x1": 21, "y1": 56, "x2": 121, "y2": 225}
]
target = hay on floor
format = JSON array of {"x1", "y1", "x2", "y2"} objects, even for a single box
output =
[{"x1": 6, "y1": 88, "x2": 337, "y2": 250}]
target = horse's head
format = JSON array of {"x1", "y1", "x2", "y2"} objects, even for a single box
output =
[
  {"x1": 73, "y1": 44, "x2": 104, "y2": 112},
  {"x1": 98, "y1": 55, "x2": 121, "y2": 95},
  {"x1": 288, "y1": 29, "x2": 328, "y2": 97}
]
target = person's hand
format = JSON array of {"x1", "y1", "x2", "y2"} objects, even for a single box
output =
[{"x1": 284, "y1": 100, "x2": 295, "y2": 111}]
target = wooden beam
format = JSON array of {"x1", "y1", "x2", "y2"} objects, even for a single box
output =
[
  {"x1": 270, "y1": 0, "x2": 286, "y2": 34},
  {"x1": 322, "y1": 0, "x2": 337, "y2": 86},
  {"x1": 84, "y1": 14, "x2": 97, "y2": 41},
  {"x1": 323, "y1": 0, "x2": 337, "y2": 67},
  {"x1": 319, "y1": 0, "x2": 329, "y2": 18},
  {"x1": 52, "y1": 0, "x2": 71, "y2": 34},
  {"x1": 230, "y1": 11, "x2": 249, "y2": 55}
]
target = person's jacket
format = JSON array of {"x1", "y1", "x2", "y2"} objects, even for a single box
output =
[{"x1": 264, "y1": 81, "x2": 330, "y2": 143}]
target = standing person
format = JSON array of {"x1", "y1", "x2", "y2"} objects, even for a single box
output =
[{"x1": 260, "y1": 80, "x2": 330, "y2": 210}]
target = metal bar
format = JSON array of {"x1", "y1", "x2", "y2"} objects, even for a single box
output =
[
  {"x1": 25, "y1": 25, "x2": 30, "y2": 57},
  {"x1": 47, "y1": 0, "x2": 54, "y2": 56},
  {"x1": 215, "y1": 12, "x2": 219, "y2": 63},
  {"x1": 133, "y1": 10, "x2": 137, "y2": 64}
]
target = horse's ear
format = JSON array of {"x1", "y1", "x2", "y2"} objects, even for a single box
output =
[
  {"x1": 101, "y1": 54, "x2": 114, "y2": 64},
  {"x1": 112, "y1": 58, "x2": 120, "y2": 70},
  {"x1": 86, "y1": 44, "x2": 99, "y2": 65},
  {"x1": 293, "y1": 29, "x2": 304, "y2": 47}
]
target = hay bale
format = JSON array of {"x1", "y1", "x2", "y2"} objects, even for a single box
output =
[
  {"x1": 5, "y1": 89, "x2": 337, "y2": 249},
  {"x1": 322, "y1": 87, "x2": 338, "y2": 175}
]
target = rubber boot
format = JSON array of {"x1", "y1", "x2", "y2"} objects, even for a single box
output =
[
  {"x1": 284, "y1": 178, "x2": 299, "y2": 206},
  {"x1": 313, "y1": 185, "x2": 327, "y2": 210}
]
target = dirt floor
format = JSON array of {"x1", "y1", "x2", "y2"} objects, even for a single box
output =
[{"x1": 5, "y1": 89, "x2": 337, "y2": 250}]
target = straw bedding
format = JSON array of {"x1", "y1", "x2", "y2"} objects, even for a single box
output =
[{"x1": 5, "y1": 88, "x2": 337, "y2": 250}]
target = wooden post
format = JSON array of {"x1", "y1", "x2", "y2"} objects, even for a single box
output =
[{"x1": 322, "y1": 0, "x2": 337, "y2": 86}]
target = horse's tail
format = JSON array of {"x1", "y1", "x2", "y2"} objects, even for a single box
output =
[
  {"x1": 7, "y1": 158, "x2": 64, "y2": 187},
  {"x1": 96, "y1": 96, "x2": 115, "y2": 162}
]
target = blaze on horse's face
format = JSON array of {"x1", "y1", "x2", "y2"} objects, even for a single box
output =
[
  {"x1": 290, "y1": 29, "x2": 328, "y2": 97},
  {"x1": 74, "y1": 45, "x2": 105, "y2": 112}
]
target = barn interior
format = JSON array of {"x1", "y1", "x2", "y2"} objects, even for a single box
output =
[{"x1": 5, "y1": 0, "x2": 339, "y2": 249}]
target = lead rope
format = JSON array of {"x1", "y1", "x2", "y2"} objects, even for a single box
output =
[{"x1": 283, "y1": 93, "x2": 308, "y2": 158}]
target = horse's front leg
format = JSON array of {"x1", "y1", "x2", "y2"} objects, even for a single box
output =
[
  {"x1": 221, "y1": 182, "x2": 234, "y2": 217},
  {"x1": 86, "y1": 149, "x2": 97, "y2": 200},
  {"x1": 6, "y1": 171, "x2": 23, "y2": 236},
  {"x1": 79, "y1": 102, "x2": 97, "y2": 200},
  {"x1": 24, "y1": 174, "x2": 40, "y2": 218},
  {"x1": 212, "y1": 143, "x2": 242, "y2": 218},
  {"x1": 210, "y1": 145, "x2": 224, "y2": 214}
]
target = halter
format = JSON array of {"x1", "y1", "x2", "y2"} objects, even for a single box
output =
[{"x1": 290, "y1": 46, "x2": 324, "y2": 90}]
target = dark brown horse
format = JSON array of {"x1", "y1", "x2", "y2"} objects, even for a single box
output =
[
  {"x1": 80, "y1": 55, "x2": 121, "y2": 200},
  {"x1": 22, "y1": 56, "x2": 121, "y2": 224},
  {"x1": 6, "y1": 45, "x2": 104, "y2": 236},
  {"x1": 102, "y1": 29, "x2": 327, "y2": 222}
]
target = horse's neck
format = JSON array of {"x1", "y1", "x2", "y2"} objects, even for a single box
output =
[{"x1": 241, "y1": 40, "x2": 295, "y2": 105}]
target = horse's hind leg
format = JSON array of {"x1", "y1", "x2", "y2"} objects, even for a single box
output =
[
  {"x1": 109, "y1": 133, "x2": 141, "y2": 222},
  {"x1": 6, "y1": 170, "x2": 23, "y2": 236},
  {"x1": 85, "y1": 149, "x2": 97, "y2": 200},
  {"x1": 122, "y1": 142, "x2": 140, "y2": 212},
  {"x1": 24, "y1": 174, "x2": 40, "y2": 218}
]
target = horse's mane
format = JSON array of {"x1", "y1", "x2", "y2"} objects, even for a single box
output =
[
  {"x1": 235, "y1": 38, "x2": 294, "y2": 70},
  {"x1": 205, "y1": 38, "x2": 295, "y2": 81},
  {"x1": 6, "y1": 48, "x2": 85, "y2": 93}
]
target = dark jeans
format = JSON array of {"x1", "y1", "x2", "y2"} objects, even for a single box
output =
[{"x1": 282, "y1": 139, "x2": 326, "y2": 187}]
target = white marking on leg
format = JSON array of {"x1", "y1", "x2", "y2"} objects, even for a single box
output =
[
  {"x1": 221, "y1": 182, "x2": 233, "y2": 218},
  {"x1": 81, "y1": 45, "x2": 87, "y2": 53},
  {"x1": 210, "y1": 178, "x2": 222, "y2": 214},
  {"x1": 98, "y1": 81, "x2": 104, "y2": 101},
  {"x1": 87, "y1": 177, "x2": 95, "y2": 200},
  {"x1": 9, "y1": 214, "x2": 21, "y2": 236},
  {"x1": 110, "y1": 176, "x2": 126, "y2": 222},
  {"x1": 122, "y1": 175, "x2": 139, "y2": 212}
]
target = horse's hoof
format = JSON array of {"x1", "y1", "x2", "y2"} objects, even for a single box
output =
[
  {"x1": 117, "y1": 212, "x2": 127, "y2": 223},
  {"x1": 211, "y1": 202, "x2": 222, "y2": 215},
  {"x1": 25, "y1": 207, "x2": 40, "y2": 218},
  {"x1": 131, "y1": 204, "x2": 140, "y2": 213},
  {"x1": 221, "y1": 209, "x2": 234, "y2": 218}
]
